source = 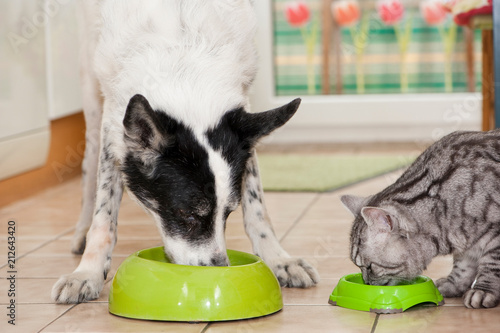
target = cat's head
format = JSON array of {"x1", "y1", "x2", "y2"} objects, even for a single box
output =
[{"x1": 341, "y1": 194, "x2": 433, "y2": 286}]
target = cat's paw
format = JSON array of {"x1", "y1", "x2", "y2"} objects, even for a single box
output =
[
  {"x1": 52, "y1": 271, "x2": 104, "y2": 304},
  {"x1": 435, "y1": 277, "x2": 464, "y2": 297},
  {"x1": 268, "y1": 257, "x2": 319, "y2": 288},
  {"x1": 463, "y1": 289, "x2": 500, "y2": 308}
]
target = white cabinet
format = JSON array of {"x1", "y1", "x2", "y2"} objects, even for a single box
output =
[
  {"x1": 45, "y1": 0, "x2": 82, "y2": 119},
  {"x1": 0, "y1": 0, "x2": 51, "y2": 180}
]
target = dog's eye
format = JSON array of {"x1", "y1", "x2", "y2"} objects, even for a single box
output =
[
  {"x1": 178, "y1": 209, "x2": 199, "y2": 225},
  {"x1": 194, "y1": 200, "x2": 211, "y2": 217},
  {"x1": 179, "y1": 209, "x2": 194, "y2": 219}
]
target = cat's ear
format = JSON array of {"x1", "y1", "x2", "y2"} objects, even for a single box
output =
[
  {"x1": 361, "y1": 207, "x2": 394, "y2": 232},
  {"x1": 341, "y1": 195, "x2": 371, "y2": 216}
]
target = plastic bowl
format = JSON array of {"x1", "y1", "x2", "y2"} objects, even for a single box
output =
[
  {"x1": 329, "y1": 273, "x2": 444, "y2": 314},
  {"x1": 109, "y1": 246, "x2": 282, "y2": 322}
]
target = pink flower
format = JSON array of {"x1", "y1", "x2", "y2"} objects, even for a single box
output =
[
  {"x1": 441, "y1": 0, "x2": 457, "y2": 13},
  {"x1": 377, "y1": 0, "x2": 404, "y2": 26},
  {"x1": 331, "y1": 0, "x2": 361, "y2": 27},
  {"x1": 420, "y1": 0, "x2": 448, "y2": 25},
  {"x1": 285, "y1": 1, "x2": 310, "y2": 27}
]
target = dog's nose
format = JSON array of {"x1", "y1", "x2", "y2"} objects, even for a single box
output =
[{"x1": 210, "y1": 253, "x2": 229, "y2": 267}]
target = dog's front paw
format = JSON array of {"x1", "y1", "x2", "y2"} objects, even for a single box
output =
[
  {"x1": 463, "y1": 288, "x2": 500, "y2": 309},
  {"x1": 268, "y1": 257, "x2": 319, "y2": 288},
  {"x1": 52, "y1": 271, "x2": 104, "y2": 304},
  {"x1": 435, "y1": 277, "x2": 463, "y2": 297}
]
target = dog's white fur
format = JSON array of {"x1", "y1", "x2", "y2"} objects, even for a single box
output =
[{"x1": 52, "y1": 0, "x2": 319, "y2": 303}]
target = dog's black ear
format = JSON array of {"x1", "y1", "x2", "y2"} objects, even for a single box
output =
[
  {"x1": 123, "y1": 94, "x2": 167, "y2": 151},
  {"x1": 235, "y1": 98, "x2": 301, "y2": 143}
]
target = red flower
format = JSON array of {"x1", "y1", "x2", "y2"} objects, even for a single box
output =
[
  {"x1": 377, "y1": 0, "x2": 404, "y2": 26},
  {"x1": 451, "y1": 0, "x2": 492, "y2": 26},
  {"x1": 331, "y1": 0, "x2": 361, "y2": 27},
  {"x1": 285, "y1": 1, "x2": 311, "y2": 27},
  {"x1": 420, "y1": 0, "x2": 448, "y2": 26}
]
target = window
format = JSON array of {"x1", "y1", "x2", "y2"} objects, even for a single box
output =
[{"x1": 250, "y1": 0, "x2": 482, "y2": 144}]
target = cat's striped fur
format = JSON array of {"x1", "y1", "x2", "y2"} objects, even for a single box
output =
[{"x1": 342, "y1": 129, "x2": 500, "y2": 308}]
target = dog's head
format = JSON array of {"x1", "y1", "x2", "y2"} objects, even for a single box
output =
[{"x1": 121, "y1": 94, "x2": 300, "y2": 266}]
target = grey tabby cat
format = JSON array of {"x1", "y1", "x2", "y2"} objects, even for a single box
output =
[{"x1": 341, "y1": 129, "x2": 500, "y2": 309}]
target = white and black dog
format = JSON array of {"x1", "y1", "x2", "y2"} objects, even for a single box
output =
[{"x1": 52, "y1": 0, "x2": 319, "y2": 303}]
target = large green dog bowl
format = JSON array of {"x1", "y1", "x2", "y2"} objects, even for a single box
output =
[
  {"x1": 329, "y1": 273, "x2": 444, "y2": 314},
  {"x1": 109, "y1": 246, "x2": 282, "y2": 322}
]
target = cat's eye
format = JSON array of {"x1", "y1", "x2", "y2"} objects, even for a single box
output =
[
  {"x1": 360, "y1": 264, "x2": 372, "y2": 272},
  {"x1": 372, "y1": 263, "x2": 400, "y2": 270},
  {"x1": 370, "y1": 263, "x2": 383, "y2": 275},
  {"x1": 370, "y1": 263, "x2": 403, "y2": 277},
  {"x1": 358, "y1": 263, "x2": 372, "y2": 271}
]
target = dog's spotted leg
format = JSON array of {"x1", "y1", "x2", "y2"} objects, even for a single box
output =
[
  {"x1": 52, "y1": 134, "x2": 123, "y2": 303},
  {"x1": 241, "y1": 151, "x2": 319, "y2": 288},
  {"x1": 71, "y1": 45, "x2": 102, "y2": 255}
]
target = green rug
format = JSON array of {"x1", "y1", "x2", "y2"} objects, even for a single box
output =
[{"x1": 258, "y1": 154, "x2": 415, "y2": 192}]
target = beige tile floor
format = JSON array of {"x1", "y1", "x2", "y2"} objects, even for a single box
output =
[{"x1": 1, "y1": 170, "x2": 500, "y2": 332}]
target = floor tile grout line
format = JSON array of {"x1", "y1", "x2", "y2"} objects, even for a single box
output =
[
  {"x1": 37, "y1": 303, "x2": 79, "y2": 333},
  {"x1": 37, "y1": 278, "x2": 113, "y2": 332},
  {"x1": 0, "y1": 227, "x2": 75, "y2": 260},
  {"x1": 0, "y1": 301, "x2": 109, "y2": 305},
  {"x1": 200, "y1": 322, "x2": 212, "y2": 333},
  {"x1": 283, "y1": 304, "x2": 330, "y2": 306},
  {"x1": 0, "y1": 276, "x2": 67, "y2": 279},
  {"x1": 370, "y1": 314, "x2": 380, "y2": 333},
  {"x1": 0, "y1": 280, "x2": 113, "y2": 307},
  {"x1": 0, "y1": 227, "x2": 75, "y2": 270},
  {"x1": 0, "y1": 274, "x2": 118, "y2": 280},
  {"x1": 278, "y1": 193, "x2": 322, "y2": 242}
]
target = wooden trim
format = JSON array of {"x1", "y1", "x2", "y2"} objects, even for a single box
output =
[
  {"x1": 464, "y1": 25, "x2": 475, "y2": 92},
  {"x1": 493, "y1": 3, "x2": 500, "y2": 128},
  {"x1": 321, "y1": 0, "x2": 332, "y2": 95},
  {"x1": 0, "y1": 112, "x2": 86, "y2": 207},
  {"x1": 332, "y1": 19, "x2": 342, "y2": 94},
  {"x1": 482, "y1": 30, "x2": 494, "y2": 131}
]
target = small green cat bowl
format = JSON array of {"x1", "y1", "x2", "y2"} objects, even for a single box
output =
[
  {"x1": 329, "y1": 273, "x2": 444, "y2": 314},
  {"x1": 108, "y1": 246, "x2": 282, "y2": 322}
]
